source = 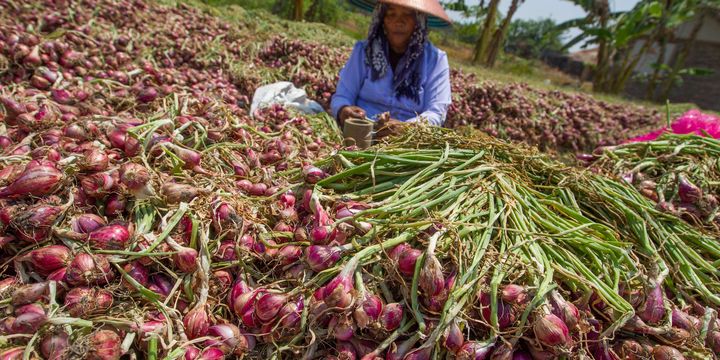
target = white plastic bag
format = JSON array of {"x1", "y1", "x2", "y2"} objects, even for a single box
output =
[{"x1": 250, "y1": 81, "x2": 324, "y2": 116}]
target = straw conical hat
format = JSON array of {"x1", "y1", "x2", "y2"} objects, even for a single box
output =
[{"x1": 349, "y1": 0, "x2": 452, "y2": 28}]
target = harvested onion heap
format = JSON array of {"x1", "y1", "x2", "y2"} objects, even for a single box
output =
[
  {"x1": 444, "y1": 71, "x2": 663, "y2": 153},
  {"x1": 583, "y1": 133, "x2": 720, "y2": 233},
  {"x1": 0, "y1": 0, "x2": 664, "y2": 157}
]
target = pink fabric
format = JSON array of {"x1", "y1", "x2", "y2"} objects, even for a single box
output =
[{"x1": 625, "y1": 110, "x2": 720, "y2": 143}]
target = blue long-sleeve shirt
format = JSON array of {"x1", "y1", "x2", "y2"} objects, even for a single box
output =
[{"x1": 331, "y1": 40, "x2": 452, "y2": 127}]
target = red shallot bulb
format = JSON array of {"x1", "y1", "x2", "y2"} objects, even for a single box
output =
[
  {"x1": 456, "y1": 341, "x2": 493, "y2": 360},
  {"x1": 329, "y1": 315, "x2": 355, "y2": 341},
  {"x1": 173, "y1": 246, "x2": 198, "y2": 273},
  {"x1": 389, "y1": 244, "x2": 422, "y2": 276},
  {"x1": 64, "y1": 253, "x2": 114, "y2": 286},
  {"x1": 86, "y1": 329, "x2": 122, "y2": 360},
  {"x1": 652, "y1": 346, "x2": 685, "y2": 360},
  {"x1": 11, "y1": 282, "x2": 49, "y2": 305},
  {"x1": 183, "y1": 306, "x2": 210, "y2": 339},
  {"x1": 549, "y1": 291, "x2": 580, "y2": 330},
  {"x1": 353, "y1": 292, "x2": 383, "y2": 329},
  {"x1": 71, "y1": 214, "x2": 107, "y2": 234},
  {"x1": 443, "y1": 321, "x2": 464, "y2": 353},
  {"x1": 41, "y1": 331, "x2": 69, "y2": 360},
  {"x1": 20, "y1": 245, "x2": 71, "y2": 275},
  {"x1": 639, "y1": 282, "x2": 665, "y2": 325},
  {"x1": 0, "y1": 162, "x2": 62, "y2": 199},
  {"x1": 88, "y1": 224, "x2": 130, "y2": 250},
  {"x1": 64, "y1": 287, "x2": 113, "y2": 317},
  {"x1": 206, "y1": 323, "x2": 252, "y2": 356},
  {"x1": 122, "y1": 261, "x2": 150, "y2": 289},
  {"x1": 501, "y1": 284, "x2": 528, "y2": 305},
  {"x1": 419, "y1": 253, "x2": 445, "y2": 297},
  {"x1": 533, "y1": 313, "x2": 571, "y2": 348},
  {"x1": 119, "y1": 163, "x2": 150, "y2": 191},
  {"x1": 255, "y1": 292, "x2": 287, "y2": 323},
  {"x1": 380, "y1": 303, "x2": 403, "y2": 331}
]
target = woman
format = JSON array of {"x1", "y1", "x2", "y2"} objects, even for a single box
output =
[{"x1": 330, "y1": 0, "x2": 452, "y2": 136}]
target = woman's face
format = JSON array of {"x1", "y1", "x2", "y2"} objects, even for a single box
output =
[{"x1": 383, "y1": 4, "x2": 416, "y2": 53}]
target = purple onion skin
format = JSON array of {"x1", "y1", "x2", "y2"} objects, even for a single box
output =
[
  {"x1": 639, "y1": 283, "x2": 665, "y2": 325},
  {"x1": 336, "y1": 341, "x2": 356, "y2": 360},
  {"x1": 390, "y1": 244, "x2": 422, "y2": 276},
  {"x1": 380, "y1": 303, "x2": 403, "y2": 331},
  {"x1": 590, "y1": 341, "x2": 620, "y2": 360},
  {"x1": 0, "y1": 165, "x2": 62, "y2": 199},
  {"x1": 549, "y1": 291, "x2": 580, "y2": 330},
  {"x1": 533, "y1": 313, "x2": 571, "y2": 347},
  {"x1": 72, "y1": 214, "x2": 107, "y2": 234},
  {"x1": 456, "y1": 341, "x2": 493, "y2": 360},
  {"x1": 671, "y1": 308, "x2": 701, "y2": 333},
  {"x1": 652, "y1": 346, "x2": 685, "y2": 360},
  {"x1": 353, "y1": 293, "x2": 383, "y2": 329},
  {"x1": 137, "y1": 87, "x2": 158, "y2": 103},
  {"x1": 197, "y1": 347, "x2": 225, "y2": 360},
  {"x1": 511, "y1": 351, "x2": 533, "y2": 360},
  {"x1": 22, "y1": 245, "x2": 71, "y2": 275},
  {"x1": 183, "y1": 306, "x2": 209, "y2": 340},
  {"x1": 322, "y1": 272, "x2": 354, "y2": 309},
  {"x1": 443, "y1": 321, "x2": 464, "y2": 353},
  {"x1": 501, "y1": 284, "x2": 528, "y2": 305},
  {"x1": 706, "y1": 331, "x2": 720, "y2": 355},
  {"x1": 305, "y1": 245, "x2": 341, "y2": 272},
  {"x1": 255, "y1": 292, "x2": 286, "y2": 323},
  {"x1": 613, "y1": 339, "x2": 649, "y2": 360},
  {"x1": 88, "y1": 224, "x2": 130, "y2": 250},
  {"x1": 9, "y1": 311, "x2": 47, "y2": 334},
  {"x1": 0, "y1": 347, "x2": 25, "y2": 360},
  {"x1": 479, "y1": 293, "x2": 515, "y2": 330},
  {"x1": 41, "y1": 331, "x2": 69, "y2": 360},
  {"x1": 183, "y1": 346, "x2": 200, "y2": 360},
  {"x1": 677, "y1": 175, "x2": 702, "y2": 204},
  {"x1": 403, "y1": 347, "x2": 431, "y2": 360}
]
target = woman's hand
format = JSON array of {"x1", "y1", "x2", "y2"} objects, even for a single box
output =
[
  {"x1": 338, "y1": 106, "x2": 367, "y2": 126},
  {"x1": 376, "y1": 113, "x2": 406, "y2": 139}
]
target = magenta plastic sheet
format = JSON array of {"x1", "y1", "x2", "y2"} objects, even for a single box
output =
[{"x1": 625, "y1": 110, "x2": 720, "y2": 143}]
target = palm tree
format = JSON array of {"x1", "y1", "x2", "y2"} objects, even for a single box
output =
[
  {"x1": 558, "y1": 0, "x2": 669, "y2": 93},
  {"x1": 485, "y1": 0, "x2": 525, "y2": 67},
  {"x1": 294, "y1": 0, "x2": 303, "y2": 21},
  {"x1": 470, "y1": 0, "x2": 526, "y2": 67},
  {"x1": 472, "y1": 0, "x2": 501, "y2": 65}
]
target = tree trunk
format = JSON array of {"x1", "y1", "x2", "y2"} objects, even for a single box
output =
[
  {"x1": 660, "y1": 12, "x2": 705, "y2": 100},
  {"x1": 484, "y1": 0, "x2": 524, "y2": 67},
  {"x1": 611, "y1": 35, "x2": 656, "y2": 94},
  {"x1": 294, "y1": 0, "x2": 304, "y2": 21},
  {"x1": 615, "y1": 23, "x2": 670, "y2": 94},
  {"x1": 472, "y1": 0, "x2": 500, "y2": 65},
  {"x1": 592, "y1": 0, "x2": 611, "y2": 92}
]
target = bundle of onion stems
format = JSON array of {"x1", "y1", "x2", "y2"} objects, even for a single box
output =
[
  {"x1": 584, "y1": 133, "x2": 720, "y2": 233},
  {"x1": 295, "y1": 126, "x2": 720, "y2": 358}
]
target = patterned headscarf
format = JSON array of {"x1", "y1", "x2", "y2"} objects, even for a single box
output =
[{"x1": 365, "y1": 3, "x2": 428, "y2": 103}]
